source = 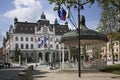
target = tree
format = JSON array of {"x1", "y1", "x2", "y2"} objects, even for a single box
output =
[
  {"x1": 97, "y1": 0, "x2": 120, "y2": 31},
  {"x1": 14, "y1": 48, "x2": 21, "y2": 62},
  {"x1": 48, "y1": 0, "x2": 95, "y2": 11},
  {"x1": 82, "y1": 45, "x2": 88, "y2": 61},
  {"x1": 96, "y1": 0, "x2": 120, "y2": 64},
  {"x1": 70, "y1": 46, "x2": 78, "y2": 60}
]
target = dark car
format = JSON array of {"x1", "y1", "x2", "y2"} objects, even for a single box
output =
[{"x1": 0, "y1": 62, "x2": 4, "y2": 68}]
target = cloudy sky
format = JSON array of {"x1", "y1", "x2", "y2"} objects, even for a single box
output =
[{"x1": 0, "y1": 0, "x2": 102, "y2": 47}]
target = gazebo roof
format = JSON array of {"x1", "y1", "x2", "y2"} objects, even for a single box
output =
[{"x1": 61, "y1": 15, "x2": 108, "y2": 45}]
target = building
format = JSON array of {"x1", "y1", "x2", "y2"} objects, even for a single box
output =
[
  {"x1": 0, "y1": 47, "x2": 3, "y2": 61},
  {"x1": 3, "y1": 12, "x2": 70, "y2": 64},
  {"x1": 84, "y1": 40, "x2": 120, "y2": 61},
  {"x1": 101, "y1": 40, "x2": 120, "y2": 61}
]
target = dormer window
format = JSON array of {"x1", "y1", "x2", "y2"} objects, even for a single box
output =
[{"x1": 21, "y1": 27, "x2": 23, "y2": 30}]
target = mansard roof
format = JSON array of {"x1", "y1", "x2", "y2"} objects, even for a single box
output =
[
  {"x1": 14, "y1": 22, "x2": 36, "y2": 34},
  {"x1": 51, "y1": 24, "x2": 69, "y2": 35},
  {"x1": 14, "y1": 20, "x2": 69, "y2": 35}
]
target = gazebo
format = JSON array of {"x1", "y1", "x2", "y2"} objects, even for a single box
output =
[
  {"x1": 61, "y1": 15, "x2": 107, "y2": 45},
  {"x1": 60, "y1": 15, "x2": 108, "y2": 70}
]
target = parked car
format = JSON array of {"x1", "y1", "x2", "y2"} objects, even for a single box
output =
[{"x1": 0, "y1": 62, "x2": 4, "y2": 68}]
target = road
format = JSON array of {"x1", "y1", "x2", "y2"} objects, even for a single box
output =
[{"x1": 0, "y1": 66, "x2": 25, "y2": 80}]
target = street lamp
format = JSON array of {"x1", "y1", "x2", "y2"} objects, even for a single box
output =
[
  {"x1": 77, "y1": 0, "x2": 81, "y2": 77},
  {"x1": 66, "y1": 0, "x2": 91, "y2": 77}
]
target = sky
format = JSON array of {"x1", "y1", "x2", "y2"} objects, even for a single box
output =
[{"x1": 0, "y1": 0, "x2": 102, "y2": 48}]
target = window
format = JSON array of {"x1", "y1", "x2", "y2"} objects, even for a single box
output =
[
  {"x1": 56, "y1": 38, "x2": 59, "y2": 42},
  {"x1": 31, "y1": 44, "x2": 34, "y2": 49},
  {"x1": 50, "y1": 44, "x2": 53, "y2": 48},
  {"x1": 21, "y1": 37, "x2": 23, "y2": 41},
  {"x1": 38, "y1": 38, "x2": 40, "y2": 41},
  {"x1": 116, "y1": 48, "x2": 118, "y2": 52},
  {"x1": 31, "y1": 53, "x2": 33, "y2": 57},
  {"x1": 60, "y1": 30, "x2": 62, "y2": 32},
  {"x1": 56, "y1": 45, "x2": 59, "y2": 49},
  {"x1": 31, "y1": 37, "x2": 33, "y2": 41},
  {"x1": 26, "y1": 37, "x2": 28, "y2": 41},
  {"x1": 116, "y1": 42, "x2": 118, "y2": 45},
  {"x1": 26, "y1": 44, "x2": 29, "y2": 49},
  {"x1": 15, "y1": 43, "x2": 19, "y2": 49},
  {"x1": 21, "y1": 27, "x2": 23, "y2": 30},
  {"x1": 15, "y1": 37, "x2": 18, "y2": 41},
  {"x1": 21, "y1": 44, "x2": 24, "y2": 49}
]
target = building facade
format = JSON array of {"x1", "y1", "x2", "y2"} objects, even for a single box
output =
[
  {"x1": 84, "y1": 41, "x2": 120, "y2": 61},
  {"x1": 3, "y1": 12, "x2": 70, "y2": 64},
  {"x1": 0, "y1": 47, "x2": 3, "y2": 61},
  {"x1": 101, "y1": 41, "x2": 120, "y2": 61}
]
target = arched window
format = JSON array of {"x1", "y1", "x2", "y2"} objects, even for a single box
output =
[
  {"x1": 21, "y1": 44, "x2": 24, "y2": 49},
  {"x1": 31, "y1": 44, "x2": 34, "y2": 49},
  {"x1": 26, "y1": 44, "x2": 29, "y2": 49},
  {"x1": 15, "y1": 43, "x2": 19, "y2": 49}
]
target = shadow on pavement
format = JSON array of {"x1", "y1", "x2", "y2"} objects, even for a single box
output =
[
  {"x1": 0, "y1": 66, "x2": 25, "y2": 80},
  {"x1": 32, "y1": 69, "x2": 50, "y2": 79}
]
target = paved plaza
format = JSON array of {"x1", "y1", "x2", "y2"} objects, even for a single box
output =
[{"x1": 32, "y1": 66, "x2": 120, "y2": 80}]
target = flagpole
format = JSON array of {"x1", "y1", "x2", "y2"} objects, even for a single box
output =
[{"x1": 78, "y1": 0, "x2": 81, "y2": 78}]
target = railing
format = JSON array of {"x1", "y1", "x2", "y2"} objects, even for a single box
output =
[{"x1": 53, "y1": 59, "x2": 107, "y2": 70}]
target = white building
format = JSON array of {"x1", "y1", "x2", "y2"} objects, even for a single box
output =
[
  {"x1": 101, "y1": 41, "x2": 120, "y2": 60},
  {"x1": 3, "y1": 12, "x2": 70, "y2": 64}
]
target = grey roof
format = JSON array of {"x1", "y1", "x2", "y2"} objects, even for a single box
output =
[
  {"x1": 14, "y1": 22, "x2": 36, "y2": 34},
  {"x1": 61, "y1": 15, "x2": 108, "y2": 43}
]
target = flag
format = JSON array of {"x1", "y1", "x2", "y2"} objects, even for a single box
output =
[
  {"x1": 35, "y1": 36, "x2": 38, "y2": 42},
  {"x1": 58, "y1": 5, "x2": 66, "y2": 20},
  {"x1": 39, "y1": 40, "x2": 43, "y2": 48},
  {"x1": 66, "y1": 8, "x2": 70, "y2": 18},
  {"x1": 44, "y1": 36, "x2": 48, "y2": 44}
]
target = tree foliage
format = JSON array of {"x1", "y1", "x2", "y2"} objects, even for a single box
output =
[
  {"x1": 97, "y1": 0, "x2": 120, "y2": 33},
  {"x1": 48, "y1": 0, "x2": 95, "y2": 11},
  {"x1": 14, "y1": 48, "x2": 21, "y2": 62},
  {"x1": 70, "y1": 47, "x2": 78, "y2": 60},
  {"x1": 96, "y1": 3, "x2": 118, "y2": 34}
]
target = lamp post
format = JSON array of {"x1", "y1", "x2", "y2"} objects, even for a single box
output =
[
  {"x1": 77, "y1": 0, "x2": 81, "y2": 78},
  {"x1": 66, "y1": 0, "x2": 90, "y2": 78}
]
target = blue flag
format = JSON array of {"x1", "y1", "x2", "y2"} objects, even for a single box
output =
[
  {"x1": 39, "y1": 40, "x2": 43, "y2": 48},
  {"x1": 58, "y1": 5, "x2": 66, "y2": 20},
  {"x1": 44, "y1": 36, "x2": 48, "y2": 44}
]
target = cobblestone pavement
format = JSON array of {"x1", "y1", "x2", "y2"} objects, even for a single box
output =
[{"x1": 32, "y1": 67, "x2": 120, "y2": 80}]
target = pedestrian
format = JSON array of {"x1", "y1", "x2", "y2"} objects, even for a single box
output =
[{"x1": 8, "y1": 63, "x2": 11, "y2": 68}]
